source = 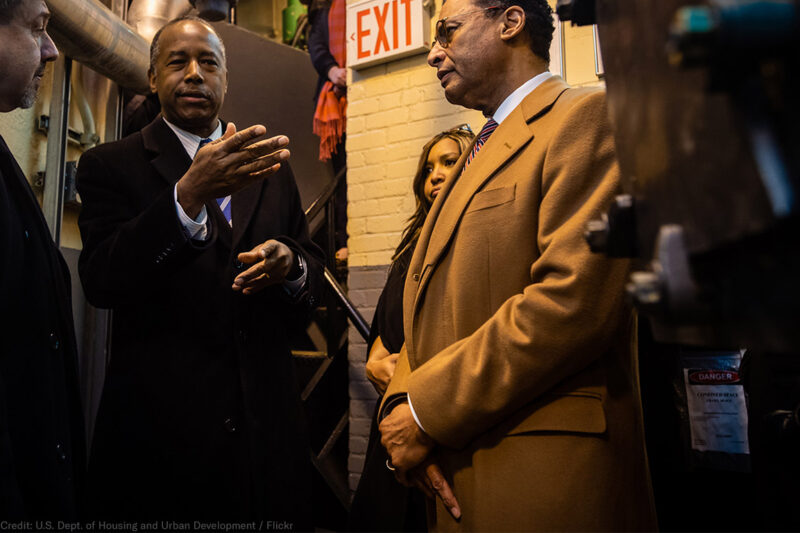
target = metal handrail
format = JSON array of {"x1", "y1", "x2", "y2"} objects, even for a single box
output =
[
  {"x1": 305, "y1": 167, "x2": 346, "y2": 225},
  {"x1": 324, "y1": 268, "x2": 370, "y2": 340},
  {"x1": 304, "y1": 169, "x2": 370, "y2": 342}
]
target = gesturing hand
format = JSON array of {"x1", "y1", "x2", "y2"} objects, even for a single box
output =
[
  {"x1": 176, "y1": 123, "x2": 291, "y2": 218},
  {"x1": 232, "y1": 240, "x2": 295, "y2": 295}
]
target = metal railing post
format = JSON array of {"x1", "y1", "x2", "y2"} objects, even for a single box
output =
[{"x1": 43, "y1": 56, "x2": 72, "y2": 244}]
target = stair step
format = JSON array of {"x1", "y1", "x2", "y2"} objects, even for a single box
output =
[{"x1": 292, "y1": 350, "x2": 328, "y2": 359}]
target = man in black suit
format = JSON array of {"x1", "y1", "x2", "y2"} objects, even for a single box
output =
[
  {"x1": 0, "y1": 0, "x2": 86, "y2": 520},
  {"x1": 76, "y1": 16, "x2": 323, "y2": 525}
]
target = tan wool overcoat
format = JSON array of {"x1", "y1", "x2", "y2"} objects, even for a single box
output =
[{"x1": 381, "y1": 76, "x2": 657, "y2": 531}]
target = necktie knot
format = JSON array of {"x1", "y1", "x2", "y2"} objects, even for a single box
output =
[
  {"x1": 196, "y1": 138, "x2": 212, "y2": 158},
  {"x1": 463, "y1": 118, "x2": 498, "y2": 171},
  {"x1": 478, "y1": 118, "x2": 498, "y2": 142}
]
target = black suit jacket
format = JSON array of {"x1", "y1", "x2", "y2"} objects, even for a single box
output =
[
  {"x1": 76, "y1": 118, "x2": 323, "y2": 525},
  {"x1": 0, "y1": 135, "x2": 85, "y2": 520},
  {"x1": 309, "y1": 6, "x2": 338, "y2": 104}
]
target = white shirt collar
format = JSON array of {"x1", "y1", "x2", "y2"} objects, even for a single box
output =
[
  {"x1": 162, "y1": 118, "x2": 223, "y2": 159},
  {"x1": 491, "y1": 71, "x2": 554, "y2": 125}
]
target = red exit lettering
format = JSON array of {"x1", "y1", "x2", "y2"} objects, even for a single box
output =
[
  {"x1": 356, "y1": 0, "x2": 415, "y2": 59},
  {"x1": 357, "y1": 8, "x2": 371, "y2": 59}
]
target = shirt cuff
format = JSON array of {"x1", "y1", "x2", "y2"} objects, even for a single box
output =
[
  {"x1": 283, "y1": 253, "x2": 307, "y2": 298},
  {"x1": 174, "y1": 184, "x2": 209, "y2": 241},
  {"x1": 406, "y1": 394, "x2": 427, "y2": 434}
]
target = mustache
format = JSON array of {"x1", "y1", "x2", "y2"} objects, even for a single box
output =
[
  {"x1": 176, "y1": 88, "x2": 211, "y2": 99},
  {"x1": 34, "y1": 64, "x2": 47, "y2": 78}
]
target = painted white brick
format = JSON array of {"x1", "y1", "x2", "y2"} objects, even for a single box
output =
[
  {"x1": 408, "y1": 66, "x2": 436, "y2": 87},
  {"x1": 347, "y1": 217, "x2": 367, "y2": 236},
  {"x1": 365, "y1": 107, "x2": 409, "y2": 130},
  {"x1": 378, "y1": 93, "x2": 405, "y2": 112},
  {"x1": 347, "y1": 116, "x2": 365, "y2": 134},
  {"x1": 386, "y1": 123, "x2": 427, "y2": 144},
  {"x1": 386, "y1": 158, "x2": 418, "y2": 179},
  {"x1": 367, "y1": 214, "x2": 407, "y2": 234},
  {"x1": 363, "y1": 148, "x2": 390, "y2": 166},
  {"x1": 382, "y1": 177, "x2": 415, "y2": 197},
  {"x1": 348, "y1": 198, "x2": 381, "y2": 218},
  {"x1": 348, "y1": 184, "x2": 366, "y2": 203},
  {"x1": 347, "y1": 150, "x2": 366, "y2": 169},
  {"x1": 365, "y1": 250, "x2": 395, "y2": 265},
  {"x1": 348, "y1": 164, "x2": 387, "y2": 184},
  {"x1": 348, "y1": 98, "x2": 380, "y2": 117},
  {"x1": 347, "y1": 130, "x2": 386, "y2": 151},
  {"x1": 361, "y1": 73, "x2": 409, "y2": 96}
]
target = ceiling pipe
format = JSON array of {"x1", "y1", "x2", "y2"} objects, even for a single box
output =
[
  {"x1": 45, "y1": 0, "x2": 151, "y2": 94},
  {"x1": 127, "y1": 0, "x2": 193, "y2": 46},
  {"x1": 190, "y1": 0, "x2": 237, "y2": 22}
]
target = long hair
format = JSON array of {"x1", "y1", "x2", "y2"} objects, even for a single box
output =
[{"x1": 392, "y1": 126, "x2": 475, "y2": 263}]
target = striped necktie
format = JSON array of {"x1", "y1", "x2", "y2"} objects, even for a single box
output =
[
  {"x1": 463, "y1": 118, "x2": 498, "y2": 171},
  {"x1": 197, "y1": 138, "x2": 232, "y2": 226}
]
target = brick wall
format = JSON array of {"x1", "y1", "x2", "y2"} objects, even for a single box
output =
[
  {"x1": 345, "y1": 0, "x2": 605, "y2": 494},
  {"x1": 346, "y1": 264, "x2": 386, "y2": 490}
]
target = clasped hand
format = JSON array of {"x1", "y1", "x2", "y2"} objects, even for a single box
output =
[
  {"x1": 176, "y1": 122, "x2": 290, "y2": 218},
  {"x1": 379, "y1": 403, "x2": 462, "y2": 520}
]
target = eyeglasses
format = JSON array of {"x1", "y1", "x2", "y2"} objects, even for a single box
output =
[
  {"x1": 434, "y1": 6, "x2": 501, "y2": 48},
  {"x1": 448, "y1": 123, "x2": 474, "y2": 134}
]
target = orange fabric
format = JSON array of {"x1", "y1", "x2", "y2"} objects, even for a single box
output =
[
  {"x1": 328, "y1": 0, "x2": 346, "y2": 66},
  {"x1": 313, "y1": 0, "x2": 347, "y2": 161}
]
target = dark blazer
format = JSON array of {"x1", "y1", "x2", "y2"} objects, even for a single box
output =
[
  {"x1": 0, "y1": 135, "x2": 85, "y2": 520},
  {"x1": 76, "y1": 117, "x2": 323, "y2": 525},
  {"x1": 308, "y1": 5, "x2": 338, "y2": 104}
]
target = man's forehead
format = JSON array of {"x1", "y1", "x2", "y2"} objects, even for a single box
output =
[
  {"x1": 14, "y1": 0, "x2": 50, "y2": 22},
  {"x1": 158, "y1": 22, "x2": 223, "y2": 56},
  {"x1": 440, "y1": 0, "x2": 473, "y2": 17}
]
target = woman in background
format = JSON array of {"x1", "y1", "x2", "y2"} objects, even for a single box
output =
[{"x1": 349, "y1": 125, "x2": 474, "y2": 532}]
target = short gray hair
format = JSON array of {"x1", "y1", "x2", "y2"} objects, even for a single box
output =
[
  {"x1": 0, "y1": 0, "x2": 23, "y2": 24},
  {"x1": 148, "y1": 15, "x2": 227, "y2": 75}
]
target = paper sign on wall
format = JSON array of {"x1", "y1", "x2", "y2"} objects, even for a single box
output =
[{"x1": 346, "y1": 0, "x2": 431, "y2": 70}]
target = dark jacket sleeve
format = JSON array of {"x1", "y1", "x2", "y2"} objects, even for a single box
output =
[
  {"x1": 308, "y1": 7, "x2": 338, "y2": 80},
  {"x1": 76, "y1": 147, "x2": 216, "y2": 309},
  {"x1": 271, "y1": 163, "x2": 326, "y2": 317}
]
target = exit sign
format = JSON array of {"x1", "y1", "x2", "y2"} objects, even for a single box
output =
[{"x1": 346, "y1": 0, "x2": 432, "y2": 70}]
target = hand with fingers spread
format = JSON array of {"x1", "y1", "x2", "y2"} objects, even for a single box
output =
[
  {"x1": 176, "y1": 122, "x2": 291, "y2": 218},
  {"x1": 232, "y1": 240, "x2": 295, "y2": 295},
  {"x1": 406, "y1": 460, "x2": 461, "y2": 521}
]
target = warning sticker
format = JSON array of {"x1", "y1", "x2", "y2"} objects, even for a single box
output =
[{"x1": 684, "y1": 367, "x2": 749, "y2": 454}]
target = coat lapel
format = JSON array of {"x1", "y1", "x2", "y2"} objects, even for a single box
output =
[
  {"x1": 142, "y1": 117, "x2": 193, "y2": 186},
  {"x1": 407, "y1": 76, "x2": 572, "y2": 327},
  {"x1": 231, "y1": 180, "x2": 264, "y2": 251},
  {"x1": 142, "y1": 117, "x2": 260, "y2": 250}
]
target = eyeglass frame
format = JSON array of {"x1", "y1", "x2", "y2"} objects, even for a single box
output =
[
  {"x1": 447, "y1": 123, "x2": 474, "y2": 134},
  {"x1": 434, "y1": 5, "x2": 503, "y2": 48}
]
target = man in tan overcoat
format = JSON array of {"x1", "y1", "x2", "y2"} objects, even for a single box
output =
[{"x1": 377, "y1": 0, "x2": 657, "y2": 530}]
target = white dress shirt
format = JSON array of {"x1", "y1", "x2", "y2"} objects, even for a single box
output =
[
  {"x1": 165, "y1": 117, "x2": 223, "y2": 242},
  {"x1": 164, "y1": 118, "x2": 306, "y2": 292}
]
